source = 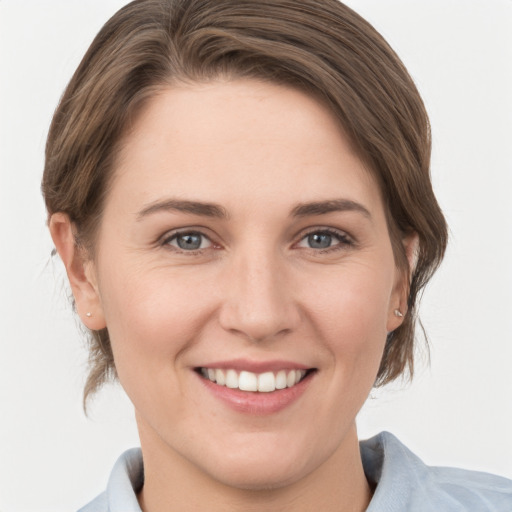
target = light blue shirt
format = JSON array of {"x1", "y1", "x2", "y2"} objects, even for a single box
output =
[{"x1": 78, "y1": 432, "x2": 512, "y2": 511}]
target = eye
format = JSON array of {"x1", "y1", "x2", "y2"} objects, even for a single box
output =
[
  {"x1": 165, "y1": 231, "x2": 212, "y2": 251},
  {"x1": 296, "y1": 229, "x2": 353, "y2": 250}
]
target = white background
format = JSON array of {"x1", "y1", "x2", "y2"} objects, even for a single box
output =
[{"x1": 1, "y1": 1, "x2": 511, "y2": 510}]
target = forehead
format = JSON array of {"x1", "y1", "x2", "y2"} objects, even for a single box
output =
[{"x1": 110, "y1": 79, "x2": 384, "y2": 220}]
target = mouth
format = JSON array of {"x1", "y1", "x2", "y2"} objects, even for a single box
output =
[{"x1": 196, "y1": 367, "x2": 315, "y2": 393}]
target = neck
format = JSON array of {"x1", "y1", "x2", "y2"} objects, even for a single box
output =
[{"x1": 137, "y1": 421, "x2": 372, "y2": 512}]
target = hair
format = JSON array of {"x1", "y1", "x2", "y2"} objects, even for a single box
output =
[{"x1": 42, "y1": 0, "x2": 448, "y2": 408}]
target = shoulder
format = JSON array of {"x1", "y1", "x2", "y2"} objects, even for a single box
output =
[
  {"x1": 77, "y1": 448, "x2": 144, "y2": 512},
  {"x1": 361, "y1": 432, "x2": 512, "y2": 512}
]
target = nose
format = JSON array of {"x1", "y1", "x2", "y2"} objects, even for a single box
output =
[{"x1": 218, "y1": 248, "x2": 301, "y2": 343}]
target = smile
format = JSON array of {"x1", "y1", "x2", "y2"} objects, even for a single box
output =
[{"x1": 198, "y1": 368, "x2": 310, "y2": 392}]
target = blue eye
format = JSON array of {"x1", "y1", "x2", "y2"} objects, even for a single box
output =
[
  {"x1": 297, "y1": 229, "x2": 352, "y2": 250},
  {"x1": 166, "y1": 232, "x2": 212, "y2": 251},
  {"x1": 307, "y1": 233, "x2": 333, "y2": 249}
]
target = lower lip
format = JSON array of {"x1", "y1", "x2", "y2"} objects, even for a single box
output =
[{"x1": 197, "y1": 372, "x2": 314, "y2": 415}]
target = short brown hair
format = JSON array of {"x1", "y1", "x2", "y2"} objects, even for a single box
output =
[{"x1": 42, "y1": 0, "x2": 448, "y2": 407}]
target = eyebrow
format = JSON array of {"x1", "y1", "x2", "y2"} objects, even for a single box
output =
[
  {"x1": 137, "y1": 199, "x2": 228, "y2": 220},
  {"x1": 290, "y1": 199, "x2": 371, "y2": 219},
  {"x1": 136, "y1": 197, "x2": 371, "y2": 221}
]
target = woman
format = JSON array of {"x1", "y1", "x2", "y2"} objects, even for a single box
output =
[{"x1": 41, "y1": 0, "x2": 512, "y2": 510}]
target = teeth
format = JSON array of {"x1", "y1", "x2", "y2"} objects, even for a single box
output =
[
  {"x1": 215, "y1": 369, "x2": 226, "y2": 386},
  {"x1": 225, "y1": 369, "x2": 238, "y2": 389},
  {"x1": 239, "y1": 371, "x2": 258, "y2": 391},
  {"x1": 287, "y1": 369, "x2": 297, "y2": 388},
  {"x1": 275, "y1": 370, "x2": 287, "y2": 389},
  {"x1": 258, "y1": 372, "x2": 275, "y2": 392},
  {"x1": 200, "y1": 367, "x2": 308, "y2": 392}
]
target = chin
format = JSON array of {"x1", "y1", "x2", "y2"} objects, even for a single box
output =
[
  {"x1": 204, "y1": 456, "x2": 308, "y2": 491},
  {"x1": 187, "y1": 432, "x2": 329, "y2": 492}
]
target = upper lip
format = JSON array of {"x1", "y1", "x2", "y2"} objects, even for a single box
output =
[{"x1": 196, "y1": 359, "x2": 313, "y2": 373}]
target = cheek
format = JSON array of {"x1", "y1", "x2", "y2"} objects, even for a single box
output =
[
  {"x1": 98, "y1": 261, "x2": 219, "y2": 372},
  {"x1": 307, "y1": 262, "x2": 393, "y2": 335},
  {"x1": 302, "y1": 261, "x2": 393, "y2": 372}
]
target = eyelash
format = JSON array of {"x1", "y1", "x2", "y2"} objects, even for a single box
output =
[
  {"x1": 298, "y1": 228, "x2": 354, "y2": 253},
  {"x1": 161, "y1": 227, "x2": 354, "y2": 255},
  {"x1": 162, "y1": 229, "x2": 215, "y2": 254}
]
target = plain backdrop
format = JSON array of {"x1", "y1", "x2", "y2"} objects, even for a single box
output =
[{"x1": 1, "y1": 1, "x2": 511, "y2": 511}]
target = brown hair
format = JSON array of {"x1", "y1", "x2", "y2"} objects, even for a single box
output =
[{"x1": 42, "y1": 0, "x2": 448, "y2": 407}]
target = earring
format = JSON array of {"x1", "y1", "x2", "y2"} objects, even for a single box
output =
[
  {"x1": 394, "y1": 309, "x2": 403, "y2": 318},
  {"x1": 86, "y1": 312, "x2": 92, "y2": 318}
]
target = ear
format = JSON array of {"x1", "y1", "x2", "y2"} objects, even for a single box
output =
[
  {"x1": 49, "y1": 213, "x2": 106, "y2": 330},
  {"x1": 387, "y1": 232, "x2": 419, "y2": 332}
]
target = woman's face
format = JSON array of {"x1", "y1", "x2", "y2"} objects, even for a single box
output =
[{"x1": 83, "y1": 80, "x2": 407, "y2": 488}]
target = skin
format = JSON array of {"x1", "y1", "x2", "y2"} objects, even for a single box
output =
[{"x1": 51, "y1": 80, "x2": 415, "y2": 511}]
